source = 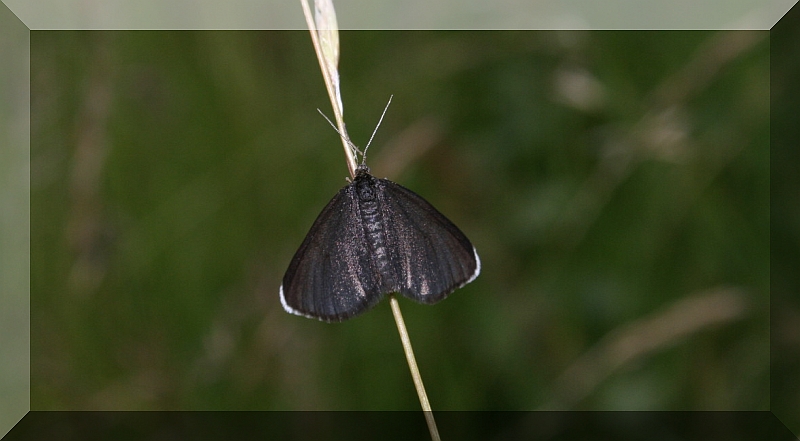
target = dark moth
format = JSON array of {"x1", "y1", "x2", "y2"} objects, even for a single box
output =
[{"x1": 280, "y1": 164, "x2": 480, "y2": 322}]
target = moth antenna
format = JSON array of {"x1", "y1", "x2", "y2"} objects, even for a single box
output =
[
  {"x1": 363, "y1": 95, "x2": 393, "y2": 165},
  {"x1": 317, "y1": 108, "x2": 364, "y2": 159}
]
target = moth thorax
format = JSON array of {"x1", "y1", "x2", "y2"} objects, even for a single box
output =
[{"x1": 356, "y1": 176, "x2": 376, "y2": 201}]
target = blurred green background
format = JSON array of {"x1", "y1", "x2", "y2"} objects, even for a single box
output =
[{"x1": 31, "y1": 30, "x2": 772, "y2": 412}]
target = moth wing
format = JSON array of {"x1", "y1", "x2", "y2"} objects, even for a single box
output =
[
  {"x1": 379, "y1": 179, "x2": 480, "y2": 304},
  {"x1": 280, "y1": 185, "x2": 384, "y2": 322}
]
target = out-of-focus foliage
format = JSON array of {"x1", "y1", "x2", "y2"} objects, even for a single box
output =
[{"x1": 31, "y1": 30, "x2": 771, "y2": 413}]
